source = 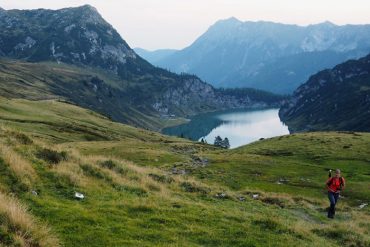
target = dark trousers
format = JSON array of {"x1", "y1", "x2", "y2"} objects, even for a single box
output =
[{"x1": 328, "y1": 191, "x2": 339, "y2": 218}]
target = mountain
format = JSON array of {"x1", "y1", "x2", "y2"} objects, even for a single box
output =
[
  {"x1": 0, "y1": 6, "x2": 283, "y2": 130},
  {"x1": 0, "y1": 97, "x2": 369, "y2": 246},
  {"x1": 134, "y1": 47, "x2": 177, "y2": 64},
  {"x1": 279, "y1": 54, "x2": 370, "y2": 132},
  {"x1": 156, "y1": 18, "x2": 370, "y2": 94}
]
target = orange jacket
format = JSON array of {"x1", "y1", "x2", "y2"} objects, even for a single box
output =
[{"x1": 326, "y1": 177, "x2": 345, "y2": 193}]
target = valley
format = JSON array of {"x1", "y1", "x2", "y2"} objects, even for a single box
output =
[
  {"x1": 0, "y1": 6, "x2": 284, "y2": 131},
  {"x1": 0, "y1": 3, "x2": 369, "y2": 247}
]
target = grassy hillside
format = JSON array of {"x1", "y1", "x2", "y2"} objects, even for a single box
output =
[
  {"x1": 0, "y1": 58, "x2": 284, "y2": 132},
  {"x1": 0, "y1": 98, "x2": 369, "y2": 247},
  {"x1": 0, "y1": 58, "x2": 185, "y2": 130}
]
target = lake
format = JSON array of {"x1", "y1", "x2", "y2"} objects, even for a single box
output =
[{"x1": 162, "y1": 108, "x2": 289, "y2": 148}]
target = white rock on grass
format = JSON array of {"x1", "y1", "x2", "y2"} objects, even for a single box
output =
[
  {"x1": 359, "y1": 203, "x2": 368, "y2": 209},
  {"x1": 75, "y1": 192, "x2": 85, "y2": 199}
]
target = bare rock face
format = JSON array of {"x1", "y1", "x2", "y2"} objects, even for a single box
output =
[{"x1": 0, "y1": 5, "x2": 139, "y2": 78}]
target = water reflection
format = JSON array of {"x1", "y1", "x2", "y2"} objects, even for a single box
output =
[{"x1": 163, "y1": 108, "x2": 289, "y2": 148}]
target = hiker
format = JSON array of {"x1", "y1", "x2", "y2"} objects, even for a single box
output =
[{"x1": 326, "y1": 169, "x2": 345, "y2": 219}]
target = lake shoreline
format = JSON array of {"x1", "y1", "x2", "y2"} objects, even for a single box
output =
[{"x1": 162, "y1": 108, "x2": 289, "y2": 148}]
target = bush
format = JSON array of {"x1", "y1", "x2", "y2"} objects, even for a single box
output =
[
  {"x1": 148, "y1": 173, "x2": 174, "y2": 184},
  {"x1": 36, "y1": 148, "x2": 67, "y2": 164},
  {"x1": 180, "y1": 182, "x2": 210, "y2": 194},
  {"x1": 112, "y1": 184, "x2": 147, "y2": 197},
  {"x1": 99, "y1": 160, "x2": 127, "y2": 175},
  {"x1": 127, "y1": 205, "x2": 153, "y2": 215},
  {"x1": 0, "y1": 225, "x2": 15, "y2": 245},
  {"x1": 253, "y1": 219, "x2": 287, "y2": 233},
  {"x1": 261, "y1": 197, "x2": 286, "y2": 208},
  {"x1": 13, "y1": 132, "x2": 33, "y2": 145},
  {"x1": 80, "y1": 164, "x2": 112, "y2": 182}
]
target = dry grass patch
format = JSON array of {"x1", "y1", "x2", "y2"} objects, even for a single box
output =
[
  {"x1": 0, "y1": 192, "x2": 59, "y2": 247},
  {"x1": 0, "y1": 144, "x2": 36, "y2": 187}
]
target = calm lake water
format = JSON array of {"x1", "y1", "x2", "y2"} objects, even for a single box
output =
[{"x1": 163, "y1": 108, "x2": 289, "y2": 148}]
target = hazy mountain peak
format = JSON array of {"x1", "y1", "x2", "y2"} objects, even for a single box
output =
[
  {"x1": 59, "y1": 4, "x2": 104, "y2": 25},
  {"x1": 61, "y1": 4, "x2": 98, "y2": 13},
  {"x1": 77, "y1": 4, "x2": 98, "y2": 11},
  {"x1": 314, "y1": 20, "x2": 337, "y2": 27},
  {"x1": 221, "y1": 17, "x2": 241, "y2": 23},
  {"x1": 212, "y1": 17, "x2": 242, "y2": 29},
  {"x1": 157, "y1": 19, "x2": 370, "y2": 94}
]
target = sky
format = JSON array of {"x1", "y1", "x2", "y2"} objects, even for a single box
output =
[{"x1": 1, "y1": 0, "x2": 370, "y2": 50}]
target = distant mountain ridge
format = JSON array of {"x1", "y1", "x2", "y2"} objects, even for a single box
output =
[
  {"x1": 0, "y1": 6, "x2": 283, "y2": 130},
  {"x1": 279, "y1": 53, "x2": 370, "y2": 132},
  {"x1": 134, "y1": 48, "x2": 177, "y2": 64},
  {"x1": 153, "y1": 18, "x2": 370, "y2": 94}
]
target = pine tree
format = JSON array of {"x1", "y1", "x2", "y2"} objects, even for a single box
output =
[
  {"x1": 214, "y1": 136, "x2": 222, "y2": 146},
  {"x1": 223, "y1": 137, "x2": 230, "y2": 149}
]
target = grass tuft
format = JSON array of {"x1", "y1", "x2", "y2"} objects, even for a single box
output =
[
  {"x1": 36, "y1": 148, "x2": 68, "y2": 164},
  {"x1": 0, "y1": 192, "x2": 60, "y2": 247}
]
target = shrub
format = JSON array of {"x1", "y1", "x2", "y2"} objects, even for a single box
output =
[
  {"x1": 36, "y1": 149, "x2": 67, "y2": 164},
  {"x1": 80, "y1": 164, "x2": 112, "y2": 182},
  {"x1": 127, "y1": 205, "x2": 153, "y2": 215},
  {"x1": 148, "y1": 173, "x2": 174, "y2": 184},
  {"x1": 99, "y1": 160, "x2": 127, "y2": 175},
  {"x1": 253, "y1": 219, "x2": 287, "y2": 233},
  {"x1": 12, "y1": 132, "x2": 33, "y2": 145},
  {"x1": 180, "y1": 182, "x2": 210, "y2": 194},
  {"x1": 0, "y1": 225, "x2": 14, "y2": 245},
  {"x1": 112, "y1": 184, "x2": 147, "y2": 197},
  {"x1": 261, "y1": 197, "x2": 286, "y2": 208}
]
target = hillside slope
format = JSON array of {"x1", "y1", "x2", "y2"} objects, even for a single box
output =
[
  {"x1": 0, "y1": 6, "x2": 283, "y2": 129},
  {"x1": 0, "y1": 97, "x2": 369, "y2": 246},
  {"x1": 280, "y1": 53, "x2": 370, "y2": 132},
  {"x1": 156, "y1": 18, "x2": 370, "y2": 94},
  {"x1": 0, "y1": 58, "x2": 284, "y2": 130}
]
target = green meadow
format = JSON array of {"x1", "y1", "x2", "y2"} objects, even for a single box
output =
[{"x1": 0, "y1": 98, "x2": 369, "y2": 246}]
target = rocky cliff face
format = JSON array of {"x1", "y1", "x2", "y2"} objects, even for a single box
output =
[
  {"x1": 0, "y1": 5, "x2": 147, "y2": 77},
  {"x1": 154, "y1": 77, "x2": 273, "y2": 116},
  {"x1": 0, "y1": 6, "x2": 283, "y2": 129},
  {"x1": 279, "y1": 54, "x2": 370, "y2": 132}
]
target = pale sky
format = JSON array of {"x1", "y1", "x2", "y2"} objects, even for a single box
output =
[{"x1": 1, "y1": 0, "x2": 370, "y2": 50}]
